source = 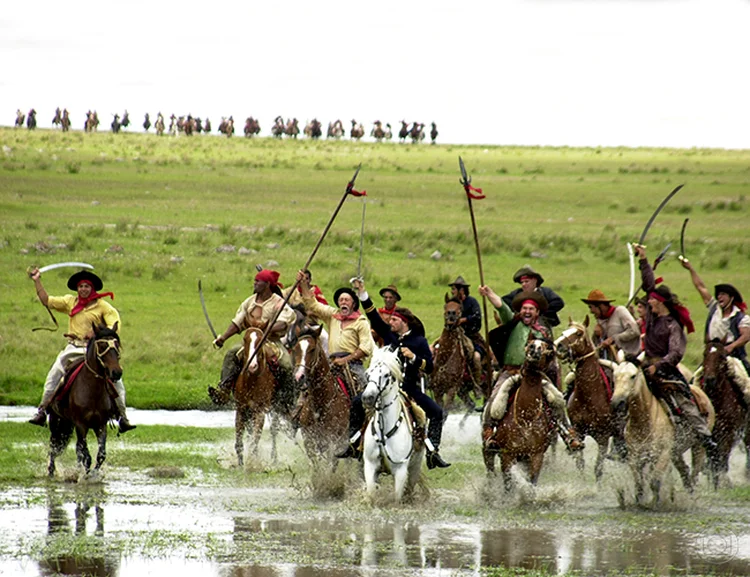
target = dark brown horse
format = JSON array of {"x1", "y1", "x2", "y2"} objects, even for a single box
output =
[
  {"x1": 290, "y1": 328, "x2": 350, "y2": 462},
  {"x1": 48, "y1": 323, "x2": 123, "y2": 478},
  {"x1": 234, "y1": 325, "x2": 292, "y2": 466},
  {"x1": 61, "y1": 109, "x2": 71, "y2": 132},
  {"x1": 483, "y1": 334, "x2": 557, "y2": 489},
  {"x1": 430, "y1": 297, "x2": 480, "y2": 412},
  {"x1": 554, "y1": 318, "x2": 616, "y2": 482},
  {"x1": 700, "y1": 340, "x2": 750, "y2": 487}
]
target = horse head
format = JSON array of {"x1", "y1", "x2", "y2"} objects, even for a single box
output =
[
  {"x1": 443, "y1": 296, "x2": 462, "y2": 329},
  {"x1": 554, "y1": 317, "x2": 593, "y2": 363},
  {"x1": 90, "y1": 321, "x2": 122, "y2": 381},
  {"x1": 292, "y1": 325, "x2": 324, "y2": 388},
  {"x1": 702, "y1": 339, "x2": 727, "y2": 391},
  {"x1": 609, "y1": 350, "x2": 643, "y2": 411},
  {"x1": 242, "y1": 327, "x2": 267, "y2": 374},
  {"x1": 362, "y1": 347, "x2": 402, "y2": 410},
  {"x1": 524, "y1": 333, "x2": 555, "y2": 369}
]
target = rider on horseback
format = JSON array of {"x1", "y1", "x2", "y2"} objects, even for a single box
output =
[
  {"x1": 635, "y1": 245, "x2": 718, "y2": 451},
  {"x1": 342, "y1": 279, "x2": 450, "y2": 469},
  {"x1": 210, "y1": 269, "x2": 297, "y2": 406},
  {"x1": 28, "y1": 268, "x2": 135, "y2": 433},
  {"x1": 447, "y1": 276, "x2": 485, "y2": 391},
  {"x1": 502, "y1": 265, "x2": 565, "y2": 333},
  {"x1": 479, "y1": 285, "x2": 583, "y2": 452}
]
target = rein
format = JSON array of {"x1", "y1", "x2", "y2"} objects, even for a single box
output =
[
  {"x1": 84, "y1": 336, "x2": 120, "y2": 383},
  {"x1": 368, "y1": 367, "x2": 413, "y2": 464}
]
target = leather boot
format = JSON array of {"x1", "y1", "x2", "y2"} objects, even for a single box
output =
[
  {"x1": 119, "y1": 416, "x2": 136, "y2": 434},
  {"x1": 28, "y1": 407, "x2": 47, "y2": 427},
  {"x1": 336, "y1": 444, "x2": 362, "y2": 459},
  {"x1": 482, "y1": 423, "x2": 499, "y2": 451},
  {"x1": 426, "y1": 451, "x2": 450, "y2": 469}
]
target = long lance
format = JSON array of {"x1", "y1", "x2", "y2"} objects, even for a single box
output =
[
  {"x1": 625, "y1": 183, "x2": 684, "y2": 308},
  {"x1": 244, "y1": 164, "x2": 365, "y2": 368},
  {"x1": 458, "y1": 156, "x2": 490, "y2": 347},
  {"x1": 355, "y1": 197, "x2": 366, "y2": 281}
]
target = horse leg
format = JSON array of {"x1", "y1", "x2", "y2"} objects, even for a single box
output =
[
  {"x1": 250, "y1": 410, "x2": 265, "y2": 458},
  {"x1": 94, "y1": 427, "x2": 107, "y2": 471},
  {"x1": 393, "y1": 464, "x2": 409, "y2": 503},
  {"x1": 500, "y1": 453, "x2": 515, "y2": 491},
  {"x1": 363, "y1": 454, "x2": 380, "y2": 496},
  {"x1": 270, "y1": 413, "x2": 279, "y2": 464},
  {"x1": 672, "y1": 451, "x2": 693, "y2": 493},
  {"x1": 48, "y1": 415, "x2": 73, "y2": 477},
  {"x1": 235, "y1": 409, "x2": 246, "y2": 467},
  {"x1": 528, "y1": 452, "x2": 546, "y2": 485},
  {"x1": 75, "y1": 426, "x2": 92, "y2": 473},
  {"x1": 593, "y1": 434, "x2": 610, "y2": 484}
]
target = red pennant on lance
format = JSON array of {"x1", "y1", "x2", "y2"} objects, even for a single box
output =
[
  {"x1": 464, "y1": 183, "x2": 485, "y2": 200},
  {"x1": 346, "y1": 183, "x2": 367, "y2": 197}
]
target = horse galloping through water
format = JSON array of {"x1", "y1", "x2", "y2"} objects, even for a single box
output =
[
  {"x1": 607, "y1": 352, "x2": 715, "y2": 506},
  {"x1": 430, "y1": 296, "x2": 482, "y2": 412},
  {"x1": 483, "y1": 334, "x2": 558, "y2": 490},
  {"x1": 362, "y1": 347, "x2": 425, "y2": 502},
  {"x1": 555, "y1": 318, "x2": 616, "y2": 482},
  {"x1": 290, "y1": 327, "x2": 350, "y2": 463},
  {"x1": 48, "y1": 323, "x2": 123, "y2": 478},
  {"x1": 700, "y1": 340, "x2": 750, "y2": 487}
]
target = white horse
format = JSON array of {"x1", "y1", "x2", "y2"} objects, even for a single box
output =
[{"x1": 362, "y1": 347, "x2": 425, "y2": 502}]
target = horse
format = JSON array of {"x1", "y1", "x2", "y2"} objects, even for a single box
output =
[
  {"x1": 155, "y1": 113, "x2": 165, "y2": 135},
  {"x1": 47, "y1": 323, "x2": 123, "y2": 478},
  {"x1": 350, "y1": 120, "x2": 364, "y2": 140},
  {"x1": 607, "y1": 352, "x2": 715, "y2": 506},
  {"x1": 554, "y1": 318, "x2": 616, "y2": 482},
  {"x1": 482, "y1": 334, "x2": 558, "y2": 490},
  {"x1": 233, "y1": 325, "x2": 294, "y2": 466},
  {"x1": 362, "y1": 346, "x2": 425, "y2": 502},
  {"x1": 699, "y1": 340, "x2": 750, "y2": 487},
  {"x1": 327, "y1": 119, "x2": 344, "y2": 139},
  {"x1": 410, "y1": 122, "x2": 425, "y2": 143},
  {"x1": 27, "y1": 109, "x2": 37, "y2": 130},
  {"x1": 430, "y1": 122, "x2": 438, "y2": 144},
  {"x1": 290, "y1": 326, "x2": 350, "y2": 463},
  {"x1": 52, "y1": 107, "x2": 62, "y2": 127},
  {"x1": 84, "y1": 110, "x2": 99, "y2": 133},
  {"x1": 371, "y1": 120, "x2": 385, "y2": 142},
  {"x1": 15, "y1": 109, "x2": 25, "y2": 128},
  {"x1": 143, "y1": 113, "x2": 151, "y2": 131},
  {"x1": 244, "y1": 117, "x2": 260, "y2": 138},
  {"x1": 430, "y1": 297, "x2": 482, "y2": 412},
  {"x1": 110, "y1": 114, "x2": 121, "y2": 134},
  {"x1": 398, "y1": 120, "x2": 409, "y2": 142},
  {"x1": 272, "y1": 116, "x2": 285, "y2": 138},
  {"x1": 285, "y1": 118, "x2": 299, "y2": 139},
  {"x1": 384, "y1": 123, "x2": 393, "y2": 140},
  {"x1": 61, "y1": 109, "x2": 71, "y2": 132},
  {"x1": 120, "y1": 111, "x2": 130, "y2": 129}
]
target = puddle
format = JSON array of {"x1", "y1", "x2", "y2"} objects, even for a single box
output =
[{"x1": 2, "y1": 407, "x2": 749, "y2": 576}]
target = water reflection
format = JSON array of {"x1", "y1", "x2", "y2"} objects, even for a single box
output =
[{"x1": 38, "y1": 487, "x2": 119, "y2": 577}]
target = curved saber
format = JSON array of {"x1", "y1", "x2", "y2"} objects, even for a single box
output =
[
  {"x1": 627, "y1": 243, "x2": 635, "y2": 303},
  {"x1": 638, "y1": 184, "x2": 684, "y2": 246},
  {"x1": 680, "y1": 218, "x2": 689, "y2": 258},
  {"x1": 198, "y1": 280, "x2": 218, "y2": 340}
]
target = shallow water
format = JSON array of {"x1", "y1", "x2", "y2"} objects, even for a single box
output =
[{"x1": 2, "y1": 407, "x2": 749, "y2": 576}]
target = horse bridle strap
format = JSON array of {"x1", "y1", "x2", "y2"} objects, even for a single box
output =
[{"x1": 84, "y1": 337, "x2": 119, "y2": 382}]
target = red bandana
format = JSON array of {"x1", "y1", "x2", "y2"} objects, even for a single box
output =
[
  {"x1": 70, "y1": 282, "x2": 114, "y2": 316},
  {"x1": 333, "y1": 311, "x2": 361, "y2": 322}
]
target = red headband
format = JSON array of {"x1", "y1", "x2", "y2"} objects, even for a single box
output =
[
  {"x1": 521, "y1": 299, "x2": 539, "y2": 310},
  {"x1": 391, "y1": 311, "x2": 410, "y2": 324},
  {"x1": 648, "y1": 291, "x2": 666, "y2": 303},
  {"x1": 519, "y1": 276, "x2": 533, "y2": 282},
  {"x1": 77, "y1": 280, "x2": 94, "y2": 288},
  {"x1": 255, "y1": 270, "x2": 280, "y2": 287}
]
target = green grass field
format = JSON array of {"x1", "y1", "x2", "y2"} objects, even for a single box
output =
[{"x1": 2, "y1": 127, "x2": 750, "y2": 409}]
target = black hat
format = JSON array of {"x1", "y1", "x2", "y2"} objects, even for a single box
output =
[
  {"x1": 512, "y1": 265, "x2": 545, "y2": 286},
  {"x1": 448, "y1": 275, "x2": 470, "y2": 287},
  {"x1": 67, "y1": 270, "x2": 103, "y2": 291},
  {"x1": 715, "y1": 283, "x2": 744, "y2": 305},
  {"x1": 511, "y1": 290, "x2": 549, "y2": 313},
  {"x1": 333, "y1": 287, "x2": 360, "y2": 311},
  {"x1": 379, "y1": 284, "x2": 402, "y2": 301}
]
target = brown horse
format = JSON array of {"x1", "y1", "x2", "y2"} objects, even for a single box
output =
[
  {"x1": 700, "y1": 340, "x2": 750, "y2": 487},
  {"x1": 430, "y1": 297, "x2": 481, "y2": 412},
  {"x1": 48, "y1": 323, "x2": 123, "y2": 478},
  {"x1": 483, "y1": 334, "x2": 557, "y2": 489},
  {"x1": 233, "y1": 326, "x2": 293, "y2": 466},
  {"x1": 608, "y1": 353, "x2": 714, "y2": 505},
  {"x1": 554, "y1": 318, "x2": 616, "y2": 481},
  {"x1": 290, "y1": 328, "x2": 350, "y2": 462}
]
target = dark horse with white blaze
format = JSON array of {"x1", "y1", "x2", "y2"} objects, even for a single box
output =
[{"x1": 48, "y1": 323, "x2": 123, "y2": 478}]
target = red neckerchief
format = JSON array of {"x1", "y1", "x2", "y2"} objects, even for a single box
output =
[
  {"x1": 70, "y1": 291, "x2": 115, "y2": 316},
  {"x1": 604, "y1": 306, "x2": 616, "y2": 319},
  {"x1": 379, "y1": 306, "x2": 396, "y2": 315},
  {"x1": 333, "y1": 311, "x2": 361, "y2": 322}
]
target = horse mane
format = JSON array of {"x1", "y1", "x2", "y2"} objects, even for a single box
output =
[{"x1": 370, "y1": 346, "x2": 403, "y2": 382}]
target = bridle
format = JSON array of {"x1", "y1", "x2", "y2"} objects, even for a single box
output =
[
  {"x1": 555, "y1": 326, "x2": 596, "y2": 364},
  {"x1": 85, "y1": 335, "x2": 121, "y2": 380}
]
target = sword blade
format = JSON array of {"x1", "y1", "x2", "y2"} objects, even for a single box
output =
[
  {"x1": 38, "y1": 262, "x2": 95, "y2": 274},
  {"x1": 198, "y1": 280, "x2": 218, "y2": 339},
  {"x1": 638, "y1": 184, "x2": 684, "y2": 245},
  {"x1": 680, "y1": 218, "x2": 689, "y2": 258}
]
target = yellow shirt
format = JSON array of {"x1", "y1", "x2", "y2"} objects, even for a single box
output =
[
  {"x1": 303, "y1": 296, "x2": 374, "y2": 358},
  {"x1": 47, "y1": 295, "x2": 121, "y2": 341},
  {"x1": 231, "y1": 293, "x2": 296, "y2": 339}
]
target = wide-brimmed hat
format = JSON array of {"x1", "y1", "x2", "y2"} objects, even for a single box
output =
[
  {"x1": 67, "y1": 270, "x2": 103, "y2": 291},
  {"x1": 333, "y1": 287, "x2": 360, "y2": 311},
  {"x1": 512, "y1": 265, "x2": 544, "y2": 286},
  {"x1": 379, "y1": 284, "x2": 402, "y2": 301},
  {"x1": 448, "y1": 275, "x2": 470, "y2": 287},
  {"x1": 511, "y1": 290, "x2": 548, "y2": 313},
  {"x1": 715, "y1": 284, "x2": 743, "y2": 304},
  {"x1": 581, "y1": 289, "x2": 615, "y2": 305}
]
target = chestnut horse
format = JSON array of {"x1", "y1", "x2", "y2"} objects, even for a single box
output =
[
  {"x1": 483, "y1": 334, "x2": 557, "y2": 489},
  {"x1": 290, "y1": 327, "x2": 350, "y2": 463},
  {"x1": 233, "y1": 326, "x2": 293, "y2": 466},
  {"x1": 607, "y1": 353, "x2": 714, "y2": 506},
  {"x1": 554, "y1": 318, "x2": 616, "y2": 481},
  {"x1": 430, "y1": 297, "x2": 481, "y2": 412},
  {"x1": 700, "y1": 340, "x2": 750, "y2": 487},
  {"x1": 48, "y1": 323, "x2": 123, "y2": 478}
]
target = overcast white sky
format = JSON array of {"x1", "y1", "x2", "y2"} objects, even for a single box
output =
[{"x1": 2, "y1": 0, "x2": 749, "y2": 148}]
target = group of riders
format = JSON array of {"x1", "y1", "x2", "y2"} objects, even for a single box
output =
[{"x1": 27, "y1": 244, "x2": 750, "y2": 472}]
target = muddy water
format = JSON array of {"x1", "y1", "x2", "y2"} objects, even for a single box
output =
[{"x1": 2, "y1": 408, "x2": 750, "y2": 576}]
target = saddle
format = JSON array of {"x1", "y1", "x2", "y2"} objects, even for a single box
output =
[
  {"x1": 54, "y1": 359, "x2": 119, "y2": 408},
  {"x1": 357, "y1": 392, "x2": 426, "y2": 450}
]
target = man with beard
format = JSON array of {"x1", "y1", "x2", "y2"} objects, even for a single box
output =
[
  {"x1": 209, "y1": 269, "x2": 296, "y2": 406},
  {"x1": 478, "y1": 284, "x2": 582, "y2": 452},
  {"x1": 296, "y1": 271, "x2": 374, "y2": 393},
  {"x1": 582, "y1": 289, "x2": 641, "y2": 358},
  {"x1": 502, "y1": 265, "x2": 565, "y2": 332}
]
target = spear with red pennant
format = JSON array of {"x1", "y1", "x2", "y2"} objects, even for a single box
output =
[
  {"x1": 458, "y1": 156, "x2": 490, "y2": 348},
  {"x1": 241, "y1": 164, "x2": 366, "y2": 369}
]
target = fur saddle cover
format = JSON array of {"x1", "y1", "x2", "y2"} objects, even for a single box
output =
[{"x1": 489, "y1": 374, "x2": 565, "y2": 421}]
